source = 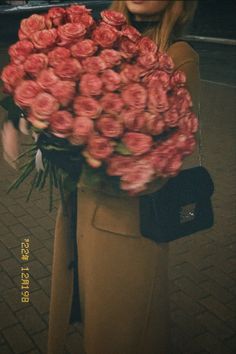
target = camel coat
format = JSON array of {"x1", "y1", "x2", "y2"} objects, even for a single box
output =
[{"x1": 47, "y1": 41, "x2": 200, "y2": 354}]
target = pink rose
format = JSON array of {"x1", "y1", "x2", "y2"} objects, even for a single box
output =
[
  {"x1": 137, "y1": 52, "x2": 158, "y2": 70},
  {"x1": 20, "y1": 14, "x2": 46, "y2": 38},
  {"x1": 9, "y1": 40, "x2": 34, "y2": 65},
  {"x1": 73, "y1": 96, "x2": 101, "y2": 119},
  {"x1": 120, "y1": 63, "x2": 143, "y2": 84},
  {"x1": 101, "y1": 93, "x2": 124, "y2": 114},
  {"x1": 24, "y1": 53, "x2": 48, "y2": 77},
  {"x1": 107, "y1": 155, "x2": 135, "y2": 176},
  {"x1": 163, "y1": 109, "x2": 180, "y2": 127},
  {"x1": 71, "y1": 39, "x2": 97, "y2": 58},
  {"x1": 179, "y1": 112, "x2": 198, "y2": 134},
  {"x1": 101, "y1": 10, "x2": 126, "y2": 27},
  {"x1": 77, "y1": 13, "x2": 95, "y2": 28},
  {"x1": 58, "y1": 23, "x2": 86, "y2": 45},
  {"x1": 158, "y1": 53, "x2": 174, "y2": 73},
  {"x1": 96, "y1": 115, "x2": 123, "y2": 138},
  {"x1": 164, "y1": 154, "x2": 182, "y2": 176},
  {"x1": 138, "y1": 37, "x2": 157, "y2": 54},
  {"x1": 121, "y1": 25, "x2": 141, "y2": 42},
  {"x1": 122, "y1": 109, "x2": 149, "y2": 132},
  {"x1": 46, "y1": 7, "x2": 66, "y2": 27},
  {"x1": 66, "y1": 4, "x2": 91, "y2": 23},
  {"x1": 48, "y1": 47, "x2": 71, "y2": 67},
  {"x1": 170, "y1": 70, "x2": 186, "y2": 87},
  {"x1": 31, "y1": 92, "x2": 59, "y2": 120},
  {"x1": 121, "y1": 163, "x2": 154, "y2": 195},
  {"x1": 30, "y1": 29, "x2": 58, "y2": 50},
  {"x1": 119, "y1": 38, "x2": 138, "y2": 59},
  {"x1": 14, "y1": 80, "x2": 41, "y2": 108},
  {"x1": 175, "y1": 87, "x2": 193, "y2": 114},
  {"x1": 79, "y1": 73, "x2": 103, "y2": 96},
  {"x1": 54, "y1": 58, "x2": 82, "y2": 80},
  {"x1": 100, "y1": 49, "x2": 122, "y2": 68},
  {"x1": 122, "y1": 132, "x2": 152, "y2": 156},
  {"x1": 122, "y1": 83, "x2": 147, "y2": 111},
  {"x1": 101, "y1": 69, "x2": 121, "y2": 91},
  {"x1": 1, "y1": 64, "x2": 25, "y2": 92},
  {"x1": 49, "y1": 110, "x2": 74, "y2": 138},
  {"x1": 82, "y1": 56, "x2": 106, "y2": 74},
  {"x1": 145, "y1": 114, "x2": 166, "y2": 135},
  {"x1": 148, "y1": 87, "x2": 169, "y2": 113},
  {"x1": 92, "y1": 24, "x2": 118, "y2": 48},
  {"x1": 37, "y1": 68, "x2": 59, "y2": 90},
  {"x1": 87, "y1": 135, "x2": 113, "y2": 160},
  {"x1": 49, "y1": 80, "x2": 76, "y2": 107},
  {"x1": 69, "y1": 116, "x2": 94, "y2": 145},
  {"x1": 147, "y1": 70, "x2": 170, "y2": 90}
]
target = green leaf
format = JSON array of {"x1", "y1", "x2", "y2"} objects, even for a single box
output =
[{"x1": 114, "y1": 142, "x2": 132, "y2": 155}]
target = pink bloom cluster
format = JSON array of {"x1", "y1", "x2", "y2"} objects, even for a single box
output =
[{"x1": 1, "y1": 6, "x2": 198, "y2": 195}]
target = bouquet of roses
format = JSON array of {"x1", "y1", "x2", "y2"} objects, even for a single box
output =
[{"x1": 1, "y1": 4, "x2": 198, "y2": 207}]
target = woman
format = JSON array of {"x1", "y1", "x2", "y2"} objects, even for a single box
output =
[{"x1": 47, "y1": 1, "x2": 200, "y2": 354}]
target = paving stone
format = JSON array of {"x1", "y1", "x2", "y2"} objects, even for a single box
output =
[
  {"x1": 202, "y1": 267, "x2": 235, "y2": 288},
  {"x1": 0, "y1": 344, "x2": 13, "y2": 354},
  {"x1": 6, "y1": 204, "x2": 27, "y2": 217},
  {"x1": 16, "y1": 306, "x2": 46, "y2": 335},
  {"x1": 25, "y1": 259, "x2": 50, "y2": 280},
  {"x1": 224, "y1": 336, "x2": 236, "y2": 352},
  {"x1": 9, "y1": 223, "x2": 30, "y2": 239},
  {"x1": 0, "y1": 271, "x2": 15, "y2": 291},
  {"x1": 32, "y1": 329, "x2": 48, "y2": 354},
  {"x1": 2, "y1": 287, "x2": 30, "y2": 312},
  {"x1": 30, "y1": 289, "x2": 50, "y2": 315},
  {"x1": 0, "y1": 302, "x2": 18, "y2": 330},
  {"x1": 13, "y1": 274, "x2": 40, "y2": 293},
  {"x1": 33, "y1": 248, "x2": 52, "y2": 266},
  {"x1": 1, "y1": 257, "x2": 21, "y2": 278},
  {"x1": 2, "y1": 324, "x2": 34, "y2": 354},
  {"x1": 0, "y1": 233, "x2": 20, "y2": 249},
  {"x1": 0, "y1": 212, "x2": 19, "y2": 227},
  {"x1": 0, "y1": 242, "x2": 11, "y2": 261},
  {"x1": 0, "y1": 222, "x2": 9, "y2": 236},
  {"x1": 65, "y1": 330, "x2": 84, "y2": 354},
  {"x1": 28, "y1": 225, "x2": 52, "y2": 241},
  {"x1": 37, "y1": 276, "x2": 51, "y2": 296}
]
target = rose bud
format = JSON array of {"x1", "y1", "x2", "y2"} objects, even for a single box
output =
[
  {"x1": 49, "y1": 110, "x2": 74, "y2": 138},
  {"x1": 46, "y1": 7, "x2": 66, "y2": 27},
  {"x1": 73, "y1": 96, "x2": 101, "y2": 119},
  {"x1": 122, "y1": 83, "x2": 147, "y2": 111},
  {"x1": 106, "y1": 155, "x2": 135, "y2": 176},
  {"x1": 101, "y1": 10, "x2": 127, "y2": 27},
  {"x1": 48, "y1": 46, "x2": 71, "y2": 67},
  {"x1": 24, "y1": 53, "x2": 48, "y2": 77},
  {"x1": 1, "y1": 64, "x2": 25, "y2": 92},
  {"x1": 30, "y1": 28, "x2": 58, "y2": 50},
  {"x1": 138, "y1": 37, "x2": 158, "y2": 54},
  {"x1": 71, "y1": 39, "x2": 98, "y2": 58},
  {"x1": 8, "y1": 40, "x2": 34, "y2": 65},
  {"x1": 87, "y1": 135, "x2": 113, "y2": 160},
  {"x1": 69, "y1": 116, "x2": 94, "y2": 145},
  {"x1": 49, "y1": 80, "x2": 76, "y2": 107},
  {"x1": 20, "y1": 14, "x2": 46, "y2": 38},
  {"x1": 58, "y1": 23, "x2": 86, "y2": 46},
  {"x1": 14, "y1": 80, "x2": 41, "y2": 108},
  {"x1": 96, "y1": 115, "x2": 123, "y2": 138},
  {"x1": 101, "y1": 93, "x2": 124, "y2": 115},
  {"x1": 79, "y1": 73, "x2": 103, "y2": 96},
  {"x1": 54, "y1": 58, "x2": 82, "y2": 80},
  {"x1": 121, "y1": 25, "x2": 141, "y2": 42},
  {"x1": 122, "y1": 132, "x2": 152, "y2": 156},
  {"x1": 101, "y1": 69, "x2": 121, "y2": 91},
  {"x1": 92, "y1": 24, "x2": 119, "y2": 48},
  {"x1": 158, "y1": 53, "x2": 175, "y2": 73},
  {"x1": 82, "y1": 56, "x2": 106, "y2": 74},
  {"x1": 37, "y1": 68, "x2": 60, "y2": 90},
  {"x1": 31, "y1": 92, "x2": 59, "y2": 120},
  {"x1": 100, "y1": 49, "x2": 122, "y2": 68}
]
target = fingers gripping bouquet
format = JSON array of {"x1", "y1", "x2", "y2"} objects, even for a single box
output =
[{"x1": 1, "y1": 5, "x2": 198, "y2": 205}]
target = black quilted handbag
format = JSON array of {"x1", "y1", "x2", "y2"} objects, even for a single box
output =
[{"x1": 139, "y1": 166, "x2": 214, "y2": 243}]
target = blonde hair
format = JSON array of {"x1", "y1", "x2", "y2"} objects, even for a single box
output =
[{"x1": 110, "y1": 1, "x2": 198, "y2": 52}]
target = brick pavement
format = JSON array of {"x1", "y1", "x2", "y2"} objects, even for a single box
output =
[{"x1": 0, "y1": 51, "x2": 236, "y2": 353}]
